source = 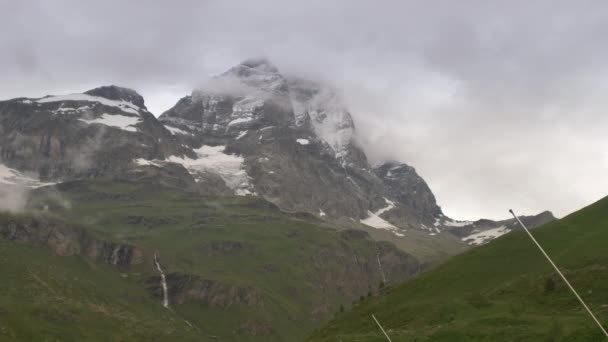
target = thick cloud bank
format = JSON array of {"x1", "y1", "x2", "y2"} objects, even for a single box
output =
[{"x1": 2, "y1": 0, "x2": 607, "y2": 219}]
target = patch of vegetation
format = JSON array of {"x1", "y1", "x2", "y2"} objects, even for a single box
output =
[
  {"x1": 1, "y1": 179, "x2": 417, "y2": 341},
  {"x1": 309, "y1": 195, "x2": 608, "y2": 341}
]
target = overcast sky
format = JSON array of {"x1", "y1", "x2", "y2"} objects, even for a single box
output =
[{"x1": 2, "y1": 0, "x2": 608, "y2": 220}]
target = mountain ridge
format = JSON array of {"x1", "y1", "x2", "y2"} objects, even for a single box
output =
[{"x1": 0, "y1": 58, "x2": 554, "y2": 248}]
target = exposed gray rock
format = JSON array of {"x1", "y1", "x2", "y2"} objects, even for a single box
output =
[
  {"x1": 0, "y1": 214, "x2": 143, "y2": 266},
  {"x1": 84, "y1": 85, "x2": 146, "y2": 109},
  {"x1": 0, "y1": 86, "x2": 191, "y2": 182},
  {"x1": 145, "y1": 273, "x2": 264, "y2": 308},
  {"x1": 374, "y1": 161, "x2": 443, "y2": 224}
]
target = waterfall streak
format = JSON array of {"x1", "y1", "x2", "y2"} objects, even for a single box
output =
[{"x1": 153, "y1": 253, "x2": 169, "y2": 308}]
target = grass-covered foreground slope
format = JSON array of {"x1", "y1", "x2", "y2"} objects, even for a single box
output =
[
  {"x1": 0, "y1": 234, "x2": 210, "y2": 341},
  {"x1": 0, "y1": 179, "x2": 421, "y2": 341},
  {"x1": 309, "y1": 196, "x2": 608, "y2": 341}
]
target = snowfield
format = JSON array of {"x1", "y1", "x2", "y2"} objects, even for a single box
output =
[
  {"x1": 164, "y1": 125, "x2": 191, "y2": 136},
  {"x1": 36, "y1": 94, "x2": 141, "y2": 114},
  {"x1": 135, "y1": 145, "x2": 254, "y2": 196},
  {"x1": 444, "y1": 219, "x2": 474, "y2": 227},
  {"x1": 360, "y1": 210, "x2": 397, "y2": 229},
  {"x1": 79, "y1": 114, "x2": 141, "y2": 132},
  {"x1": 360, "y1": 198, "x2": 406, "y2": 237},
  {"x1": 0, "y1": 163, "x2": 55, "y2": 188},
  {"x1": 462, "y1": 226, "x2": 511, "y2": 246}
]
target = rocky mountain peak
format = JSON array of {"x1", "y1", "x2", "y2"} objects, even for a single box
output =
[
  {"x1": 239, "y1": 57, "x2": 279, "y2": 73},
  {"x1": 161, "y1": 58, "x2": 295, "y2": 137},
  {"x1": 84, "y1": 85, "x2": 146, "y2": 109},
  {"x1": 205, "y1": 57, "x2": 288, "y2": 96},
  {"x1": 374, "y1": 161, "x2": 443, "y2": 221}
]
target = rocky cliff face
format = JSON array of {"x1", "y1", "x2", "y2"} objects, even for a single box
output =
[
  {"x1": 145, "y1": 273, "x2": 265, "y2": 308},
  {"x1": 0, "y1": 85, "x2": 191, "y2": 182},
  {"x1": 0, "y1": 214, "x2": 143, "y2": 266}
]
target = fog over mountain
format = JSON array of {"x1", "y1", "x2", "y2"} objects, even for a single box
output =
[{"x1": 2, "y1": 0, "x2": 608, "y2": 219}]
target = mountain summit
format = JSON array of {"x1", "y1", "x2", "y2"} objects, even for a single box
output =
[
  {"x1": 238, "y1": 56, "x2": 280, "y2": 73},
  {"x1": 0, "y1": 58, "x2": 554, "y2": 248},
  {"x1": 84, "y1": 85, "x2": 147, "y2": 109}
]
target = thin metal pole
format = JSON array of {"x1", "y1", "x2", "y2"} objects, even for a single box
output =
[
  {"x1": 509, "y1": 209, "x2": 608, "y2": 338},
  {"x1": 371, "y1": 314, "x2": 393, "y2": 342}
]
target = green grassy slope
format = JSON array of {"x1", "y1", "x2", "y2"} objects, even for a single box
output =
[
  {"x1": 309, "y1": 196, "x2": 608, "y2": 341},
  {"x1": 0, "y1": 236, "x2": 209, "y2": 341},
  {"x1": 1, "y1": 179, "x2": 421, "y2": 341}
]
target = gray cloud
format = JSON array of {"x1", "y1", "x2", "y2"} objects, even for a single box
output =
[
  {"x1": 1, "y1": 0, "x2": 608, "y2": 219},
  {"x1": 0, "y1": 184, "x2": 29, "y2": 213}
]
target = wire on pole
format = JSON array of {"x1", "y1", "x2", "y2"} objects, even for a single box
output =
[
  {"x1": 371, "y1": 314, "x2": 393, "y2": 342},
  {"x1": 509, "y1": 209, "x2": 608, "y2": 339}
]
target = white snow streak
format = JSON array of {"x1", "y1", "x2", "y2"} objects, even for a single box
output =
[
  {"x1": 360, "y1": 198, "x2": 399, "y2": 232},
  {"x1": 228, "y1": 117, "x2": 253, "y2": 126},
  {"x1": 236, "y1": 130, "x2": 248, "y2": 139},
  {"x1": 53, "y1": 105, "x2": 91, "y2": 114},
  {"x1": 0, "y1": 163, "x2": 55, "y2": 188},
  {"x1": 79, "y1": 114, "x2": 141, "y2": 132},
  {"x1": 444, "y1": 219, "x2": 474, "y2": 227},
  {"x1": 135, "y1": 145, "x2": 254, "y2": 196},
  {"x1": 461, "y1": 226, "x2": 511, "y2": 246},
  {"x1": 36, "y1": 94, "x2": 141, "y2": 114},
  {"x1": 296, "y1": 138, "x2": 310, "y2": 145},
  {"x1": 164, "y1": 125, "x2": 191, "y2": 135}
]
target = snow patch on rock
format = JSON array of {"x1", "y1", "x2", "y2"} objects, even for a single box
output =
[
  {"x1": 361, "y1": 211, "x2": 396, "y2": 229},
  {"x1": 236, "y1": 130, "x2": 248, "y2": 140},
  {"x1": 0, "y1": 163, "x2": 55, "y2": 188},
  {"x1": 444, "y1": 219, "x2": 474, "y2": 227},
  {"x1": 136, "y1": 146, "x2": 254, "y2": 196},
  {"x1": 296, "y1": 138, "x2": 310, "y2": 145},
  {"x1": 164, "y1": 125, "x2": 191, "y2": 136},
  {"x1": 37, "y1": 94, "x2": 141, "y2": 114},
  {"x1": 461, "y1": 226, "x2": 510, "y2": 246},
  {"x1": 79, "y1": 114, "x2": 141, "y2": 132},
  {"x1": 53, "y1": 105, "x2": 91, "y2": 114},
  {"x1": 360, "y1": 198, "x2": 400, "y2": 234},
  {"x1": 228, "y1": 117, "x2": 254, "y2": 127}
]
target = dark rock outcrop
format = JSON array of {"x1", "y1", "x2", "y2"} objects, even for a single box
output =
[
  {"x1": 0, "y1": 214, "x2": 143, "y2": 266},
  {"x1": 374, "y1": 161, "x2": 443, "y2": 223},
  {"x1": 145, "y1": 273, "x2": 264, "y2": 308}
]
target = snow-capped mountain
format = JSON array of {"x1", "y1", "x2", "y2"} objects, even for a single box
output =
[
  {"x1": 0, "y1": 59, "x2": 554, "y2": 246},
  {"x1": 0, "y1": 86, "x2": 185, "y2": 178}
]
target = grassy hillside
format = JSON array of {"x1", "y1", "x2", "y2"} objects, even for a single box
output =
[
  {"x1": 0, "y1": 179, "x2": 424, "y2": 341},
  {"x1": 0, "y1": 235, "x2": 209, "y2": 341},
  {"x1": 309, "y1": 196, "x2": 608, "y2": 341}
]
